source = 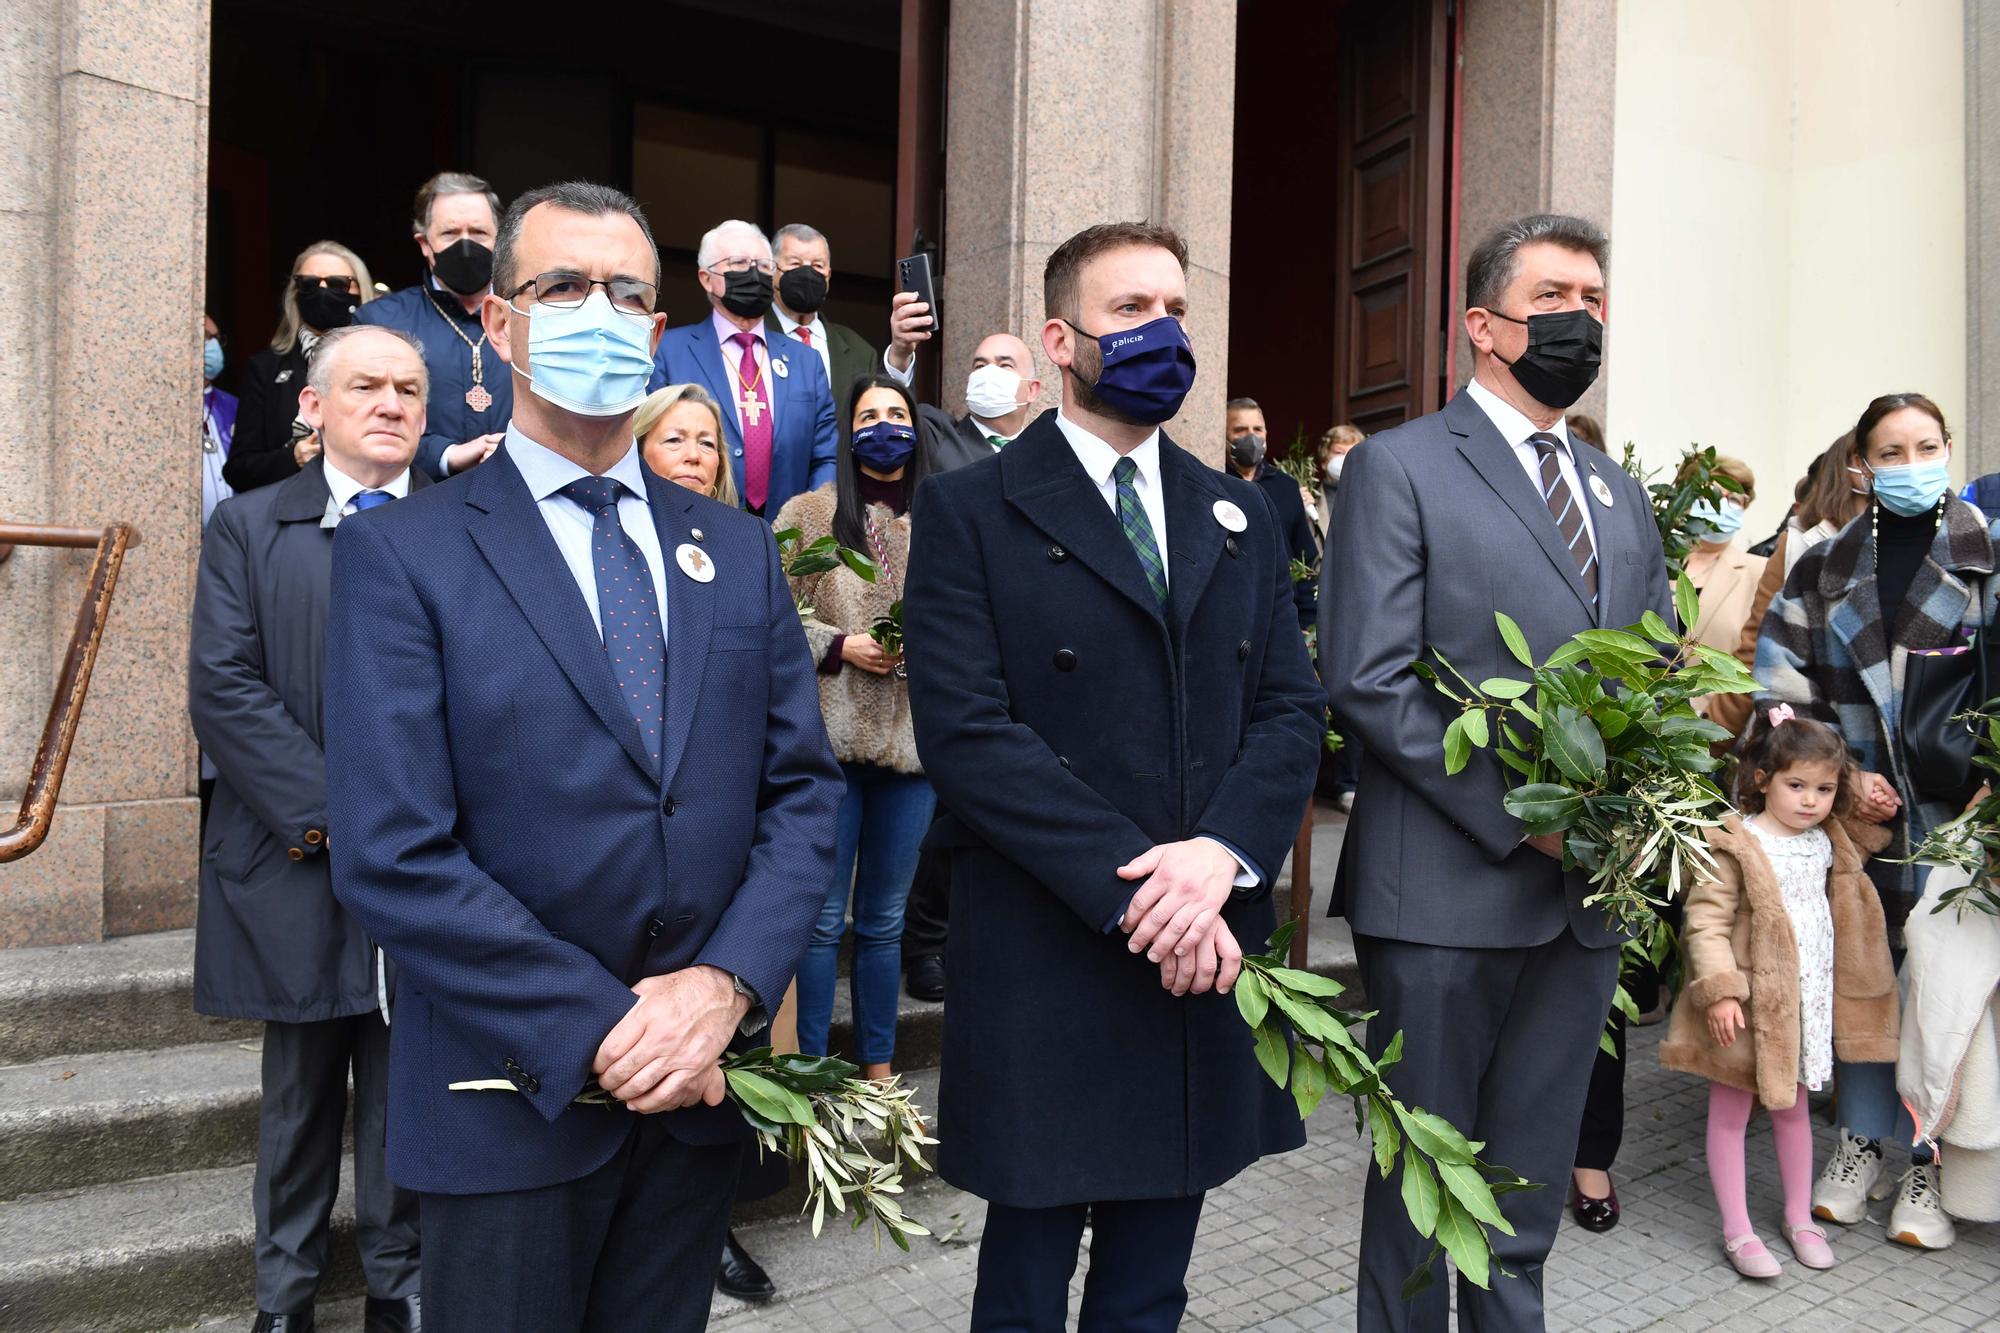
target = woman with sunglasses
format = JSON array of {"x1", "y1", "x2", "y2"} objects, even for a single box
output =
[{"x1": 223, "y1": 241, "x2": 375, "y2": 493}]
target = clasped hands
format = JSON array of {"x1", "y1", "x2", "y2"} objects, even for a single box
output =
[
  {"x1": 1117, "y1": 838, "x2": 1245, "y2": 998},
  {"x1": 592, "y1": 964, "x2": 748, "y2": 1114}
]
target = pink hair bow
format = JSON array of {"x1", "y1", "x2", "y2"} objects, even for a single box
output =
[{"x1": 1767, "y1": 703, "x2": 1795, "y2": 728}]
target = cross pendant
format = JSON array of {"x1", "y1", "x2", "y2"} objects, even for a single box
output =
[{"x1": 739, "y1": 393, "x2": 766, "y2": 427}]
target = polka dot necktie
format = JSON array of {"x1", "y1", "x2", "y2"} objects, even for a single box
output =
[{"x1": 557, "y1": 477, "x2": 665, "y2": 769}]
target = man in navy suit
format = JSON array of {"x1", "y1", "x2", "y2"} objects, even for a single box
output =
[
  {"x1": 326, "y1": 180, "x2": 842, "y2": 1333},
  {"x1": 647, "y1": 219, "x2": 838, "y2": 519}
]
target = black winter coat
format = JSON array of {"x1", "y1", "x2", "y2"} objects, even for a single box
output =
[{"x1": 223, "y1": 344, "x2": 309, "y2": 494}]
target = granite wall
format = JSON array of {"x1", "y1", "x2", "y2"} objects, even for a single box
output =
[{"x1": 1971, "y1": 0, "x2": 1998, "y2": 478}]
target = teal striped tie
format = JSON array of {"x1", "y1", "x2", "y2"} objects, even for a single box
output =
[{"x1": 1112, "y1": 457, "x2": 1168, "y2": 609}]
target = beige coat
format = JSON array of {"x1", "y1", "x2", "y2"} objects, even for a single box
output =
[
  {"x1": 1688, "y1": 544, "x2": 1767, "y2": 722},
  {"x1": 1659, "y1": 814, "x2": 1899, "y2": 1109},
  {"x1": 771, "y1": 484, "x2": 922, "y2": 774}
]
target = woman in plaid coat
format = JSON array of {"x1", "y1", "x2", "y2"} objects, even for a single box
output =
[{"x1": 1753, "y1": 391, "x2": 1998, "y2": 1250}]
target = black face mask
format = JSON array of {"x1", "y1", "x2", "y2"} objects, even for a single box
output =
[
  {"x1": 296, "y1": 284, "x2": 357, "y2": 332},
  {"x1": 1228, "y1": 433, "x2": 1267, "y2": 470},
  {"x1": 430, "y1": 238, "x2": 493, "y2": 295},
  {"x1": 719, "y1": 268, "x2": 774, "y2": 319},
  {"x1": 1489, "y1": 307, "x2": 1602, "y2": 409},
  {"x1": 777, "y1": 265, "x2": 827, "y2": 316}
]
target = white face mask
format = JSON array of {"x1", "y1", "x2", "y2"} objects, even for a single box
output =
[
  {"x1": 1326, "y1": 453, "x2": 1346, "y2": 482},
  {"x1": 965, "y1": 364, "x2": 1026, "y2": 421}
]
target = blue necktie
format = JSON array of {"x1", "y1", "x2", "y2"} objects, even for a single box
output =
[
  {"x1": 351, "y1": 489, "x2": 393, "y2": 511},
  {"x1": 557, "y1": 477, "x2": 666, "y2": 770}
]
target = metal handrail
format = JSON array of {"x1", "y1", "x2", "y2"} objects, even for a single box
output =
[{"x1": 0, "y1": 521, "x2": 140, "y2": 863}]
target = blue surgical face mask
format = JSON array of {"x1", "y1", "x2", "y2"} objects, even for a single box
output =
[
  {"x1": 1062, "y1": 314, "x2": 1197, "y2": 425},
  {"x1": 851, "y1": 421, "x2": 916, "y2": 472},
  {"x1": 1870, "y1": 454, "x2": 1953, "y2": 517},
  {"x1": 508, "y1": 290, "x2": 656, "y2": 418},
  {"x1": 203, "y1": 336, "x2": 224, "y2": 383},
  {"x1": 1688, "y1": 497, "x2": 1745, "y2": 538}
]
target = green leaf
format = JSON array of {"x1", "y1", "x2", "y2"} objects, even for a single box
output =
[
  {"x1": 1543, "y1": 706, "x2": 1607, "y2": 784},
  {"x1": 1674, "y1": 573, "x2": 1699, "y2": 632},
  {"x1": 1443, "y1": 715, "x2": 1471, "y2": 775},
  {"x1": 1435, "y1": 1193, "x2": 1492, "y2": 1289},
  {"x1": 1291, "y1": 1046, "x2": 1328, "y2": 1119},
  {"x1": 1599, "y1": 1029, "x2": 1618, "y2": 1057},
  {"x1": 726, "y1": 1069, "x2": 814, "y2": 1127},
  {"x1": 1400, "y1": 1247, "x2": 1442, "y2": 1301},
  {"x1": 1269, "y1": 987, "x2": 1343, "y2": 1043},
  {"x1": 1396, "y1": 1105, "x2": 1479, "y2": 1165},
  {"x1": 1233, "y1": 969, "x2": 1271, "y2": 1027},
  {"x1": 1478, "y1": 677, "x2": 1534, "y2": 699},
  {"x1": 1263, "y1": 921, "x2": 1299, "y2": 961},
  {"x1": 1502, "y1": 783, "x2": 1582, "y2": 832},
  {"x1": 1377, "y1": 1029, "x2": 1405, "y2": 1073},
  {"x1": 1411, "y1": 660, "x2": 1438, "y2": 683},
  {"x1": 837, "y1": 546, "x2": 880, "y2": 581},
  {"x1": 1496, "y1": 613, "x2": 1535, "y2": 668},
  {"x1": 1438, "y1": 1160, "x2": 1516, "y2": 1236},
  {"x1": 1462, "y1": 710, "x2": 1490, "y2": 749},
  {"x1": 1265, "y1": 966, "x2": 1345, "y2": 997},
  {"x1": 1252, "y1": 1022, "x2": 1290, "y2": 1088},
  {"x1": 1639, "y1": 610, "x2": 1677, "y2": 645},
  {"x1": 1399, "y1": 1140, "x2": 1440, "y2": 1238},
  {"x1": 1575, "y1": 629, "x2": 1657, "y2": 658},
  {"x1": 1368, "y1": 1096, "x2": 1401, "y2": 1176}
]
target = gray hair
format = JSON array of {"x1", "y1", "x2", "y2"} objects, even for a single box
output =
[
  {"x1": 697, "y1": 219, "x2": 772, "y2": 271},
  {"x1": 493, "y1": 180, "x2": 661, "y2": 298},
  {"x1": 306, "y1": 324, "x2": 429, "y2": 398},
  {"x1": 412, "y1": 171, "x2": 502, "y2": 236},
  {"x1": 772, "y1": 222, "x2": 828, "y2": 257},
  {"x1": 1464, "y1": 213, "x2": 1609, "y2": 313},
  {"x1": 1225, "y1": 397, "x2": 1262, "y2": 414}
]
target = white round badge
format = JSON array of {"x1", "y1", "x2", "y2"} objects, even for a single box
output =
[
  {"x1": 1212, "y1": 499, "x2": 1248, "y2": 533},
  {"x1": 676, "y1": 543, "x2": 716, "y2": 583},
  {"x1": 772, "y1": 356, "x2": 790, "y2": 379},
  {"x1": 1588, "y1": 474, "x2": 1615, "y2": 508}
]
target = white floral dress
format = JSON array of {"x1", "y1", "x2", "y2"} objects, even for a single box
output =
[{"x1": 1747, "y1": 818, "x2": 1835, "y2": 1090}]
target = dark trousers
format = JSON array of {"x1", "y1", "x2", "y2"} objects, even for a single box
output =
[
  {"x1": 254, "y1": 1014, "x2": 418, "y2": 1312},
  {"x1": 972, "y1": 1194, "x2": 1205, "y2": 1333},
  {"x1": 901, "y1": 812, "x2": 952, "y2": 959},
  {"x1": 1354, "y1": 930, "x2": 1619, "y2": 1333},
  {"x1": 419, "y1": 1116, "x2": 740, "y2": 1333},
  {"x1": 1574, "y1": 1006, "x2": 1626, "y2": 1172}
]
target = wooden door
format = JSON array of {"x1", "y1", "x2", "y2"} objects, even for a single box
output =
[{"x1": 1331, "y1": 0, "x2": 1449, "y2": 435}]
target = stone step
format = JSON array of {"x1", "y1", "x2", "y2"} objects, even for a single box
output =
[
  {"x1": 0, "y1": 1158, "x2": 360, "y2": 1333},
  {"x1": 0, "y1": 931, "x2": 255, "y2": 1067}
]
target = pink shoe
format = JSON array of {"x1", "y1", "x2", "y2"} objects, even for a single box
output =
[
  {"x1": 1723, "y1": 1233, "x2": 1782, "y2": 1279},
  {"x1": 1783, "y1": 1221, "x2": 1836, "y2": 1269}
]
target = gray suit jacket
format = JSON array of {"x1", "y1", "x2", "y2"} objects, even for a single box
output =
[{"x1": 1320, "y1": 389, "x2": 1673, "y2": 950}]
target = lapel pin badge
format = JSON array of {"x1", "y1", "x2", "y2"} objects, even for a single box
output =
[
  {"x1": 690, "y1": 527, "x2": 705, "y2": 543},
  {"x1": 275, "y1": 368, "x2": 293, "y2": 384},
  {"x1": 772, "y1": 356, "x2": 789, "y2": 379},
  {"x1": 1212, "y1": 499, "x2": 1248, "y2": 533},
  {"x1": 676, "y1": 543, "x2": 716, "y2": 583},
  {"x1": 1588, "y1": 473, "x2": 1615, "y2": 508}
]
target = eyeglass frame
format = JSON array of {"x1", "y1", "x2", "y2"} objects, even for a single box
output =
[
  {"x1": 504, "y1": 271, "x2": 660, "y2": 318},
  {"x1": 702, "y1": 256, "x2": 776, "y2": 277}
]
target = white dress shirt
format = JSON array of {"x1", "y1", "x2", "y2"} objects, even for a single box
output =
[
  {"x1": 1465, "y1": 376, "x2": 1598, "y2": 553},
  {"x1": 322, "y1": 457, "x2": 412, "y2": 514},
  {"x1": 968, "y1": 414, "x2": 1024, "y2": 450},
  {"x1": 771, "y1": 304, "x2": 833, "y2": 389},
  {"x1": 503, "y1": 425, "x2": 671, "y2": 646},
  {"x1": 1054, "y1": 409, "x2": 1170, "y2": 588}
]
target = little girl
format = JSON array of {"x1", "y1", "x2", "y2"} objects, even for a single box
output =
[{"x1": 1660, "y1": 706, "x2": 1899, "y2": 1278}]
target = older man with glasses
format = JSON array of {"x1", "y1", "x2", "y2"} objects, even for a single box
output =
[{"x1": 647, "y1": 219, "x2": 838, "y2": 520}]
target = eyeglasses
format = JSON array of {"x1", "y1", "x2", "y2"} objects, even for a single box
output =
[
  {"x1": 294, "y1": 274, "x2": 358, "y2": 295},
  {"x1": 506, "y1": 271, "x2": 658, "y2": 317},
  {"x1": 705, "y1": 257, "x2": 775, "y2": 277}
]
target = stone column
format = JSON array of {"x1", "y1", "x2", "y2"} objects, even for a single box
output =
[
  {"x1": 941, "y1": 0, "x2": 1236, "y2": 466},
  {"x1": 1969, "y1": 0, "x2": 1999, "y2": 477},
  {"x1": 1453, "y1": 0, "x2": 1618, "y2": 422},
  {"x1": 0, "y1": 0, "x2": 209, "y2": 946}
]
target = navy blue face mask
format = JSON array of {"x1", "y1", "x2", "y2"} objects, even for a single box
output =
[
  {"x1": 1062, "y1": 315, "x2": 1197, "y2": 425},
  {"x1": 852, "y1": 421, "x2": 917, "y2": 471}
]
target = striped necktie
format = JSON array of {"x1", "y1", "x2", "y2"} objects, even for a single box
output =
[
  {"x1": 1529, "y1": 432, "x2": 1597, "y2": 600},
  {"x1": 1111, "y1": 457, "x2": 1168, "y2": 609}
]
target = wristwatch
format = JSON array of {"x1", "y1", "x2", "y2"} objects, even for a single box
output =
[{"x1": 727, "y1": 971, "x2": 766, "y2": 1035}]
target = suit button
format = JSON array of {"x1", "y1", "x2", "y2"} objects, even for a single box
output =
[
  {"x1": 1224, "y1": 536, "x2": 1240, "y2": 557},
  {"x1": 1053, "y1": 649, "x2": 1077, "y2": 671},
  {"x1": 662, "y1": 795, "x2": 677, "y2": 816},
  {"x1": 648, "y1": 917, "x2": 665, "y2": 938},
  {"x1": 1238, "y1": 640, "x2": 1251, "y2": 661},
  {"x1": 522, "y1": 1074, "x2": 541, "y2": 1094},
  {"x1": 1047, "y1": 544, "x2": 1068, "y2": 562},
  {"x1": 304, "y1": 829, "x2": 323, "y2": 846},
  {"x1": 1058, "y1": 756, "x2": 1071, "y2": 770},
  {"x1": 287, "y1": 847, "x2": 304, "y2": 861}
]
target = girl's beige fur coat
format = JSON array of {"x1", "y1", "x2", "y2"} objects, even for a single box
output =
[
  {"x1": 772, "y1": 484, "x2": 922, "y2": 774},
  {"x1": 1659, "y1": 813, "x2": 1898, "y2": 1110}
]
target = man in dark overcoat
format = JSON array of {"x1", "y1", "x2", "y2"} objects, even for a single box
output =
[
  {"x1": 903, "y1": 221, "x2": 1324, "y2": 1332},
  {"x1": 190, "y1": 323, "x2": 431, "y2": 1333}
]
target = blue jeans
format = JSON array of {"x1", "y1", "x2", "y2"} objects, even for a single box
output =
[
  {"x1": 796, "y1": 764, "x2": 936, "y2": 1065},
  {"x1": 1835, "y1": 1060, "x2": 1929, "y2": 1165}
]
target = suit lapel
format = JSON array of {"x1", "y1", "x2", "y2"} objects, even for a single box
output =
[
  {"x1": 1446, "y1": 391, "x2": 1599, "y2": 624},
  {"x1": 648, "y1": 471, "x2": 715, "y2": 789},
  {"x1": 271, "y1": 457, "x2": 333, "y2": 525},
  {"x1": 1571, "y1": 447, "x2": 1625, "y2": 628},
  {"x1": 1002, "y1": 415, "x2": 1165, "y2": 623},
  {"x1": 682, "y1": 327, "x2": 741, "y2": 448},
  {"x1": 1160, "y1": 438, "x2": 1225, "y2": 635},
  {"x1": 464, "y1": 449, "x2": 657, "y2": 781}
]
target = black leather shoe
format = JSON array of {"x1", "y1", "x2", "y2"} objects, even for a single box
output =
[
  {"x1": 905, "y1": 953, "x2": 945, "y2": 1003},
  {"x1": 252, "y1": 1311, "x2": 315, "y2": 1333},
  {"x1": 365, "y1": 1293, "x2": 421, "y2": 1333},
  {"x1": 1569, "y1": 1177, "x2": 1620, "y2": 1232},
  {"x1": 717, "y1": 1229, "x2": 776, "y2": 1302}
]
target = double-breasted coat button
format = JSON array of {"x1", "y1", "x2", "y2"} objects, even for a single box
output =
[
  {"x1": 304, "y1": 829, "x2": 323, "y2": 846},
  {"x1": 647, "y1": 918, "x2": 665, "y2": 938},
  {"x1": 1224, "y1": 536, "x2": 1239, "y2": 557},
  {"x1": 286, "y1": 847, "x2": 304, "y2": 861},
  {"x1": 661, "y1": 795, "x2": 677, "y2": 816},
  {"x1": 1053, "y1": 648, "x2": 1077, "y2": 671},
  {"x1": 1047, "y1": 544, "x2": 1068, "y2": 562},
  {"x1": 1238, "y1": 640, "x2": 1251, "y2": 661}
]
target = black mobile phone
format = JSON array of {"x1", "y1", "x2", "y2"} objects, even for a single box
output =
[{"x1": 896, "y1": 252, "x2": 939, "y2": 336}]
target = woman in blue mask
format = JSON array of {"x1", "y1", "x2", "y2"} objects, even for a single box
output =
[
  {"x1": 774, "y1": 374, "x2": 936, "y2": 1084},
  {"x1": 1682, "y1": 455, "x2": 1764, "y2": 709},
  {"x1": 1755, "y1": 391, "x2": 1999, "y2": 1252}
]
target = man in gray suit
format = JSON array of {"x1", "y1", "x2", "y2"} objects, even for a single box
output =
[
  {"x1": 190, "y1": 324, "x2": 430, "y2": 1333},
  {"x1": 1321, "y1": 213, "x2": 1671, "y2": 1332}
]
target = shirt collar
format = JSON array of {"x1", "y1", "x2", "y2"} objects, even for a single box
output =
[
  {"x1": 968, "y1": 413, "x2": 1023, "y2": 444},
  {"x1": 771, "y1": 305, "x2": 824, "y2": 342},
  {"x1": 711, "y1": 306, "x2": 763, "y2": 349},
  {"x1": 1055, "y1": 408, "x2": 1160, "y2": 489},
  {"x1": 1466, "y1": 376, "x2": 1572, "y2": 454},
  {"x1": 504, "y1": 423, "x2": 648, "y2": 503},
  {"x1": 322, "y1": 456, "x2": 413, "y2": 510}
]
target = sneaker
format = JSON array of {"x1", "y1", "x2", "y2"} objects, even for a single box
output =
[
  {"x1": 1812, "y1": 1130, "x2": 1890, "y2": 1224},
  {"x1": 1335, "y1": 791, "x2": 1355, "y2": 814},
  {"x1": 1887, "y1": 1163, "x2": 1956, "y2": 1250}
]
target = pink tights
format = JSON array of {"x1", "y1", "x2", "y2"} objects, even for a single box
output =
[{"x1": 1707, "y1": 1081, "x2": 1816, "y2": 1239}]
